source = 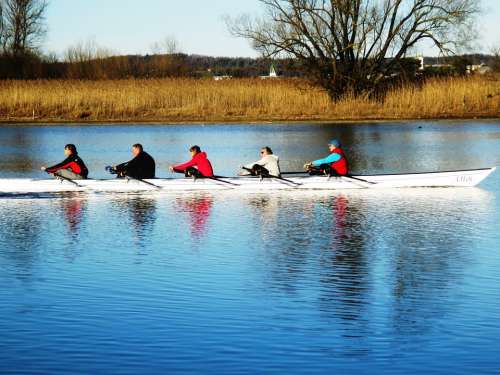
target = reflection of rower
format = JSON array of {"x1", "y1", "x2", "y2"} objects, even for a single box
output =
[
  {"x1": 62, "y1": 198, "x2": 86, "y2": 236},
  {"x1": 239, "y1": 147, "x2": 281, "y2": 177},
  {"x1": 176, "y1": 195, "x2": 213, "y2": 238},
  {"x1": 41, "y1": 144, "x2": 89, "y2": 180},
  {"x1": 113, "y1": 144, "x2": 155, "y2": 179},
  {"x1": 169, "y1": 145, "x2": 214, "y2": 178},
  {"x1": 304, "y1": 139, "x2": 349, "y2": 176}
]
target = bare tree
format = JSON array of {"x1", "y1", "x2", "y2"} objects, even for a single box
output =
[
  {"x1": 491, "y1": 46, "x2": 500, "y2": 73},
  {"x1": 64, "y1": 38, "x2": 112, "y2": 64},
  {"x1": 63, "y1": 38, "x2": 116, "y2": 79},
  {"x1": 228, "y1": 0, "x2": 479, "y2": 99},
  {"x1": 0, "y1": 0, "x2": 48, "y2": 56},
  {"x1": 149, "y1": 35, "x2": 187, "y2": 77},
  {"x1": 150, "y1": 35, "x2": 181, "y2": 55},
  {"x1": 0, "y1": 2, "x2": 5, "y2": 52}
]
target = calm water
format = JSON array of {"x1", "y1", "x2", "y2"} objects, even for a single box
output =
[{"x1": 1, "y1": 121, "x2": 500, "y2": 374}]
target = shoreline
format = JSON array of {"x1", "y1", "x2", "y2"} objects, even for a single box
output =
[{"x1": 1, "y1": 115, "x2": 499, "y2": 126}]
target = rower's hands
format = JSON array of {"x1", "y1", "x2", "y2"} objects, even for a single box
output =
[
  {"x1": 303, "y1": 162, "x2": 312, "y2": 170},
  {"x1": 41, "y1": 166, "x2": 47, "y2": 172},
  {"x1": 238, "y1": 165, "x2": 245, "y2": 176},
  {"x1": 169, "y1": 166, "x2": 174, "y2": 172}
]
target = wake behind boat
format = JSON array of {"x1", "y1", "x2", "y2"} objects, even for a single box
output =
[{"x1": 0, "y1": 168, "x2": 495, "y2": 194}]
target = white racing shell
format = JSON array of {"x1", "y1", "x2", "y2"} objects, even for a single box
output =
[{"x1": 0, "y1": 168, "x2": 495, "y2": 194}]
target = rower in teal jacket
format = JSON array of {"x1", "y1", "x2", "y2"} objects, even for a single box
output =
[
  {"x1": 311, "y1": 152, "x2": 342, "y2": 166},
  {"x1": 304, "y1": 139, "x2": 349, "y2": 176}
]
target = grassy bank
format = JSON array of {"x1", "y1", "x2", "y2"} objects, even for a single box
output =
[{"x1": 0, "y1": 76, "x2": 499, "y2": 123}]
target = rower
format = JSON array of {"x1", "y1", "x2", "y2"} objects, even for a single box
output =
[
  {"x1": 41, "y1": 144, "x2": 89, "y2": 180},
  {"x1": 112, "y1": 144, "x2": 156, "y2": 179},
  {"x1": 169, "y1": 145, "x2": 214, "y2": 178},
  {"x1": 239, "y1": 146, "x2": 281, "y2": 177},
  {"x1": 304, "y1": 139, "x2": 349, "y2": 176}
]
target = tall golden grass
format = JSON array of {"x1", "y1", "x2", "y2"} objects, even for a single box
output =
[{"x1": 0, "y1": 76, "x2": 499, "y2": 122}]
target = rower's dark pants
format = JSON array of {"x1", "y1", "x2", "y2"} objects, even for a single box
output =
[
  {"x1": 248, "y1": 164, "x2": 270, "y2": 177},
  {"x1": 308, "y1": 164, "x2": 340, "y2": 176},
  {"x1": 174, "y1": 166, "x2": 203, "y2": 178}
]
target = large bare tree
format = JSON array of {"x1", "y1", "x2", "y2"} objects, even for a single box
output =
[
  {"x1": 0, "y1": 2, "x2": 5, "y2": 52},
  {"x1": 0, "y1": 0, "x2": 48, "y2": 56},
  {"x1": 229, "y1": 0, "x2": 479, "y2": 99}
]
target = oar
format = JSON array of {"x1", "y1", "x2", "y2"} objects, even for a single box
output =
[
  {"x1": 105, "y1": 166, "x2": 162, "y2": 190},
  {"x1": 344, "y1": 175, "x2": 377, "y2": 185},
  {"x1": 241, "y1": 167, "x2": 301, "y2": 186},
  {"x1": 270, "y1": 174, "x2": 302, "y2": 186},
  {"x1": 125, "y1": 175, "x2": 163, "y2": 190},
  {"x1": 168, "y1": 162, "x2": 239, "y2": 187},
  {"x1": 241, "y1": 167, "x2": 302, "y2": 187},
  {"x1": 281, "y1": 171, "x2": 376, "y2": 185},
  {"x1": 51, "y1": 171, "x2": 95, "y2": 191},
  {"x1": 205, "y1": 175, "x2": 240, "y2": 187},
  {"x1": 53, "y1": 172, "x2": 84, "y2": 188}
]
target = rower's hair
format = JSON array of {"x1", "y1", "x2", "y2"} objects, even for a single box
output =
[
  {"x1": 64, "y1": 144, "x2": 77, "y2": 154},
  {"x1": 132, "y1": 143, "x2": 143, "y2": 151},
  {"x1": 262, "y1": 146, "x2": 273, "y2": 155},
  {"x1": 190, "y1": 145, "x2": 201, "y2": 153}
]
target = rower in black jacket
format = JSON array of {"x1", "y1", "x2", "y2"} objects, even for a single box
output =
[{"x1": 113, "y1": 144, "x2": 156, "y2": 179}]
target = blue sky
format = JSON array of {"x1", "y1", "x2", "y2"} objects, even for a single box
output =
[{"x1": 44, "y1": 0, "x2": 500, "y2": 58}]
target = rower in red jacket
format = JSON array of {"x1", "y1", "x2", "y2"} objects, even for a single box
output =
[
  {"x1": 304, "y1": 139, "x2": 349, "y2": 176},
  {"x1": 170, "y1": 145, "x2": 214, "y2": 177},
  {"x1": 41, "y1": 144, "x2": 89, "y2": 179}
]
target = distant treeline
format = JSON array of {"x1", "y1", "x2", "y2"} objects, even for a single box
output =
[
  {"x1": 0, "y1": 52, "x2": 499, "y2": 80},
  {"x1": 0, "y1": 53, "x2": 306, "y2": 80}
]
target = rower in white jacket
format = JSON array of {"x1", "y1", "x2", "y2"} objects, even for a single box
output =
[{"x1": 240, "y1": 147, "x2": 281, "y2": 177}]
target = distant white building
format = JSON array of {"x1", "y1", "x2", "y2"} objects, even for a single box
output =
[
  {"x1": 466, "y1": 63, "x2": 493, "y2": 75},
  {"x1": 260, "y1": 64, "x2": 279, "y2": 79},
  {"x1": 213, "y1": 75, "x2": 232, "y2": 81}
]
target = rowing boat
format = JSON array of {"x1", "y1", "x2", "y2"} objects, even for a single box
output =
[{"x1": 0, "y1": 168, "x2": 495, "y2": 194}]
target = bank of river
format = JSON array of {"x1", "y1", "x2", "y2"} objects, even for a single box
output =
[
  {"x1": 1, "y1": 121, "x2": 500, "y2": 374},
  {"x1": 1, "y1": 77, "x2": 499, "y2": 124}
]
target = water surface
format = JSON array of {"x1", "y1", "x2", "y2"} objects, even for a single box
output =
[{"x1": 1, "y1": 121, "x2": 499, "y2": 374}]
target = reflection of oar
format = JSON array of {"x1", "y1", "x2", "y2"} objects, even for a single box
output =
[
  {"x1": 105, "y1": 166, "x2": 162, "y2": 190},
  {"x1": 242, "y1": 167, "x2": 301, "y2": 186}
]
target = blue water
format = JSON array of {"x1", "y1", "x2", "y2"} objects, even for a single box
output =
[{"x1": 1, "y1": 121, "x2": 500, "y2": 374}]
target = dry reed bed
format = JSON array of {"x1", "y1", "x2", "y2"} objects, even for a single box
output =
[{"x1": 0, "y1": 77, "x2": 499, "y2": 122}]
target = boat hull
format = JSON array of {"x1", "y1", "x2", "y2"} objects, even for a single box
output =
[{"x1": 0, "y1": 168, "x2": 495, "y2": 194}]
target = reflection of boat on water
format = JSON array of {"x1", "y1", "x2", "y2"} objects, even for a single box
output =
[
  {"x1": 60, "y1": 198, "x2": 86, "y2": 236},
  {"x1": 0, "y1": 168, "x2": 495, "y2": 194},
  {"x1": 109, "y1": 196, "x2": 158, "y2": 248},
  {"x1": 244, "y1": 187, "x2": 495, "y2": 335},
  {"x1": 174, "y1": 194, "x2": 213, "y2": 238}
]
